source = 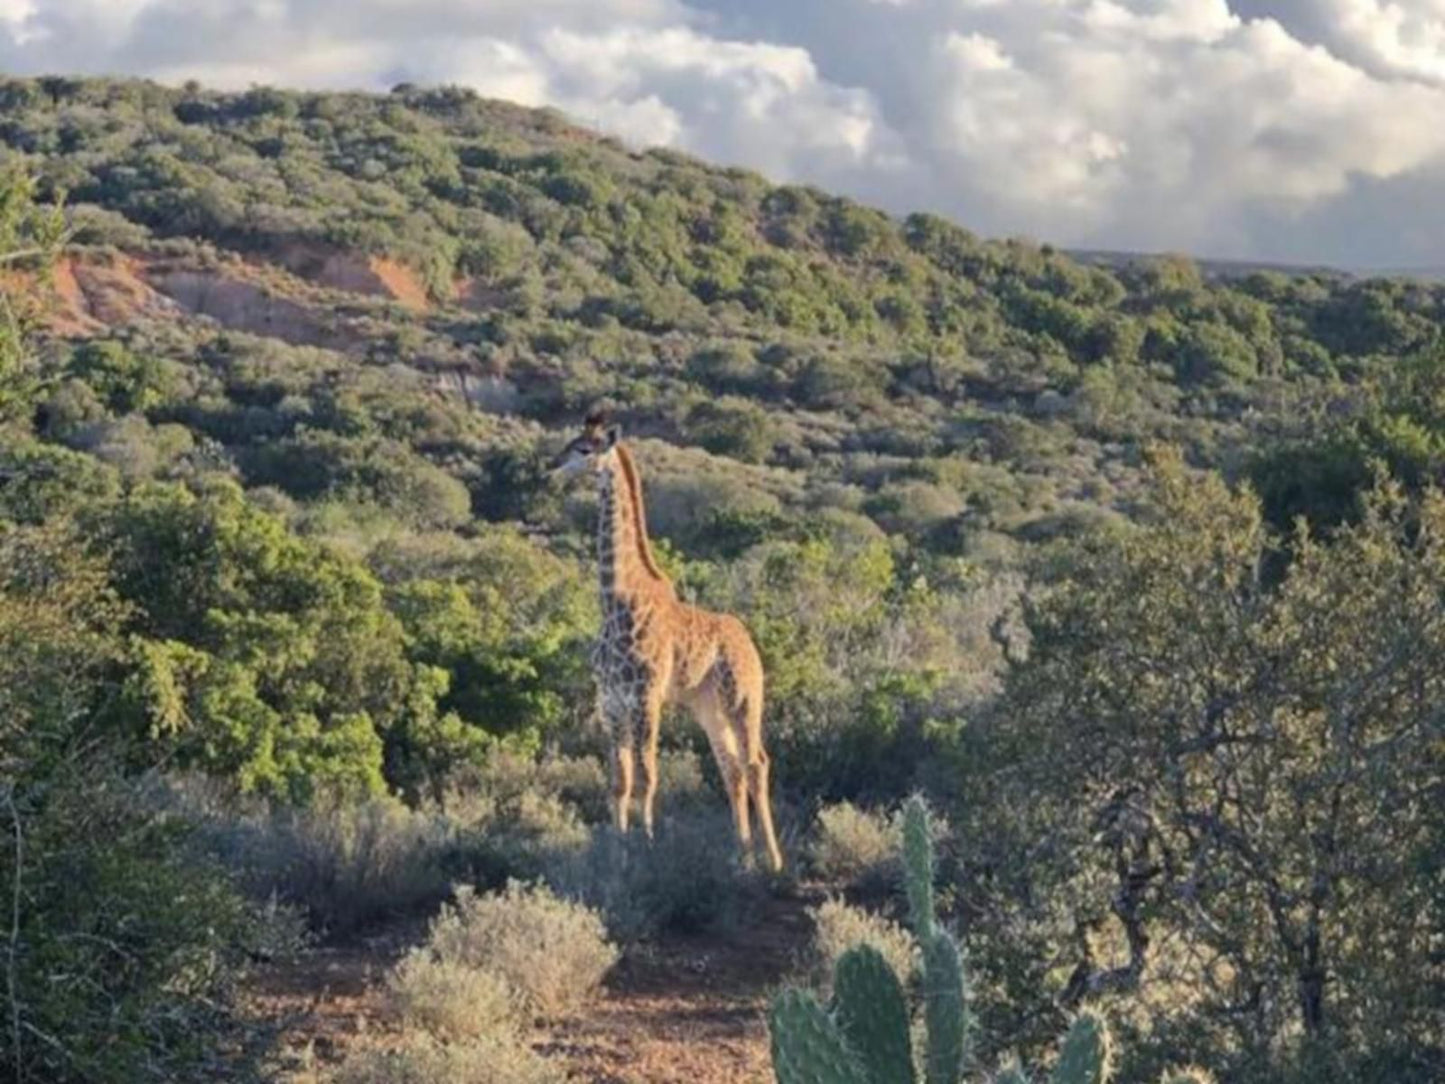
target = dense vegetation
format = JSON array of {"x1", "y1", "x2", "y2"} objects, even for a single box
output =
[{"x1": 0, "y1": 76, "x2": 1441, "y2": 1082}]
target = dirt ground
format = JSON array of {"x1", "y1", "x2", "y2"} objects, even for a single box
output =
[{"x1": 250, "y1": 888, "x2": 821, "y2": 1083}]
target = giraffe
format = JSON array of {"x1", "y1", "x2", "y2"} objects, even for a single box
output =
[{"x1": 549, "y1": 412, "x2": 784, "y2": 872}]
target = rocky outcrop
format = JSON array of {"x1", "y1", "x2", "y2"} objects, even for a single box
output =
[
  {"x1": 270, "y1": 244, "x2": 431, "y2": 312},
  {"x1": 47, "y1": 253, "x2": 180, "y2": 333}
]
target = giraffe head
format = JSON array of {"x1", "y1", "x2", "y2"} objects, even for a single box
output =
[{"x1": 549, "y1": 410, "x2": 622, "y2": 477}]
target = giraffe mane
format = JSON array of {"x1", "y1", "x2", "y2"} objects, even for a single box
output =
[{"x1": 613, "y1": 443, "x2": 666, "y2": 582}]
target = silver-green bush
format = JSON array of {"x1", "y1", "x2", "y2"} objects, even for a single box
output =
[
  {"x1": 386, "y1": 951, "x2": 519, "y2": 1040},
  {"x1": 809, "y1": 801, "x2": 900, "y2": 887},
  {"x1": 423, "y1": 881, "x2": 617, "y2": 1016},
  {"x1": 808, "y1": 897, "x2": 918, "y2": 994},
  {"x1": 331, "y1": 1033, "x2": 567, "y2": 1084}
]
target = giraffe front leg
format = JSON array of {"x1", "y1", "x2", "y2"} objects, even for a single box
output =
[
  {"x1": 637, "y1": 682, "x2": 666, "y2": 840},
  {"x1": 610, "y1": 737, "x2": 635, "y2": 834},
  {"x1": 599, "y1": 684, "x2": 637, "y2": 834}
]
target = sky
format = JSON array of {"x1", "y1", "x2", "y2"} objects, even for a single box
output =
[{"x1": 3, "y1": 1, "x2": 1445, "y2": 269}]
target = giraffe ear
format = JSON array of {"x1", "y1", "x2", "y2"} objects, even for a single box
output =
[{"x1": 604, "y1": 424, "x2": 622, "y2": 447}]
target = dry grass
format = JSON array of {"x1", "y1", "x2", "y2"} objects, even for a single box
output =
[
  {"x1": 543, "y1": 810, "x2": 759, "y2": 942},
  {"x1": 158, "y1": 776, "x2": 461, "y2": 936}
]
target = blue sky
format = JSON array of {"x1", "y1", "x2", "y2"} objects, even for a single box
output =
[{"x1": 4, "y1": 0, "x2": 1445, "y2": 268}]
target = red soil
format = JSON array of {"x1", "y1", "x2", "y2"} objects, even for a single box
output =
[{"x1": 248, "y1": 890, "x2": 819, "y2": 1084}]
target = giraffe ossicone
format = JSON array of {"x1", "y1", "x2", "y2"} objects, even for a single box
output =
[{"x1": 550, "y1": 412, "x2": 784, "y2": 872}]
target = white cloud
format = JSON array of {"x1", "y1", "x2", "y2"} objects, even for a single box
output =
[
  {"x1": 3, "y1": 0, "x2": 1445, "y2": 266},
  {"x1": 1237, "y1": 1, "x2": 1445, "y2": 82},
  {"x1": 901, "y1": 9, "x2": 1445, "y2": 254},
  {"x1": 0, "y1": 0, "x2": 37, "y2": 29},
  {"x1": 533, "y1": 27, "x2": 886, "y2": 169}
]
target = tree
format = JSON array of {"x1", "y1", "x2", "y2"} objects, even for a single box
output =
[
  {"x1": 0, "y1": 496, "x2": 275, "y2": 1084},
  {"x1": 107, "y1": 479, "x2": 415, "y2": 798},
  {"x1": 0, "y1": 168, "x2": 66, "y2": 421},
  {"x1": 981, "y1": 451, "x2": 1444, "y2": 1082}
]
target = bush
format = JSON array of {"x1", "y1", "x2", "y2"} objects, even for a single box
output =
[
  {"x1": 462, "y1": 786, "x2": 590, "y2": 884},
  {"x1": 387, "y1": 952, "x2": 519, "y2": 1040},
  {"x1": 457, "y1": 750, "x2": 609, "y2": 823},
  {"x1": 544, "y1": 811, "x2": 756, "y2": 941},
  {"x1": 808, "y1": 898, "x2": 917, "y2": 994},
  {"x1": 686, "y1": 396, "x2": 778, "y2": 463},
  {"x1": 166, "y1": 780, "x2": 459, "y2": 935},
  {"x1": 0, "y1": 772, "x2": 293, "y2": 1083},
  {"x1": 809, "y1": 801, "x2": 899, "y2": 888},
  {"x1": 423, "y1": 881, "x2": 617, "y2": 1016},
  {"x1": 331, "y1": 1033, "x2": 566, "y2": 1084},
  {"x1": 255, "y1": 801, "x2": 457, "y2": 934},
  {"x1": 0, "y1": 520, "x2": 293, "y2": 1081}
]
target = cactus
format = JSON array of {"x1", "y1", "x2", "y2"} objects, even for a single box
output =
[
  {"x1": 1050, "y1": 1011, "x2": 1112, "y2": 1084},
  {"x1": 1157, "y1": 1071, "x2": 1214, "y2": 1084},
  {"x1": 769, "y1": 795, "x2": 968, "y2": 1084},
  {"x1": 770, "y1": 987, "x2": 873, "y2": 1084},
  {"x1": 832, "y1": 945, "x2": 915, "y2": 1084},
  {"x1": 902, "y1": 796, "x2": 936, "y2": 941},
  {"x1": 769, "y1": 795, "x2": 1207, "y2": 1084},
  {"x1": 921, "y1": 928, "x2": 968, "y2": 1084}
]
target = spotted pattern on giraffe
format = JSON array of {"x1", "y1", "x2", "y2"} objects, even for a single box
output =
[{"x1": 550, "y1": 416, "x2": 783, "y2": 872}]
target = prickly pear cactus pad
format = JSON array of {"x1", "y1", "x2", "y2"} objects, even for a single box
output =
[
  {"x1": 832, "y1": 945, "x2": 916, "y2": 1084},
  {"x1": 769, "y1": 987, "x2": 872, "y2": 1084},
  {"x1": 1050, "y1": 1010, "x2": 1113, "y2": 1084}
]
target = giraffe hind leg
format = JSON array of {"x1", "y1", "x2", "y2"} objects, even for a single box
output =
[
  {"x1": 690, "y1": 675, "x2": 753, "y2": 856},
  {"x1": 745, "y1": 741, "x2": 783, "y2": 873},
  {"x1": 737, "y1": 692, "x2": 783, "y2": 873}
]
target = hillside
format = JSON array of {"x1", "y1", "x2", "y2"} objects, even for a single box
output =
[
  {"x1": 7, "y1": 75, "x2": 1445, "y2": 559},
  {"x1": 1, "y1": 76, "x2": 1443, "y2": 1084}
]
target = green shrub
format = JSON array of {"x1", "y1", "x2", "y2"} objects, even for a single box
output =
[
  {"x1": 252, "y1": 800, "x2": 458, "y2": 933},
  {"x1": 0, "y1": 770, "x2": 294, "y2": 1083},
  {"x1": 456, "y1": 749, "x2": 709, "y2": 833},
  {"x1": 456, "y1": 750, "x2": 609, "y2": 822},
  {"x1": 686, "y1": 396, "x2": 778, "y2": 463},
  {"x1": 463, "y1": 786, "x2": 590, "y2": 884},
  {"x1": 0, "y1": 519, "x2": 294, "y2": 1082},
  {"x1": 422, "y1": 881, "x2": 617, "y2": 1016},
  {"x1": 653, "y1": 747, "x2": 712, "y2": 811}
]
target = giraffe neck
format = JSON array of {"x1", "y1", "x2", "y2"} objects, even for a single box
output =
[{"x1": 597, "y1": 444, "x2": 670, "y2": 604}]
